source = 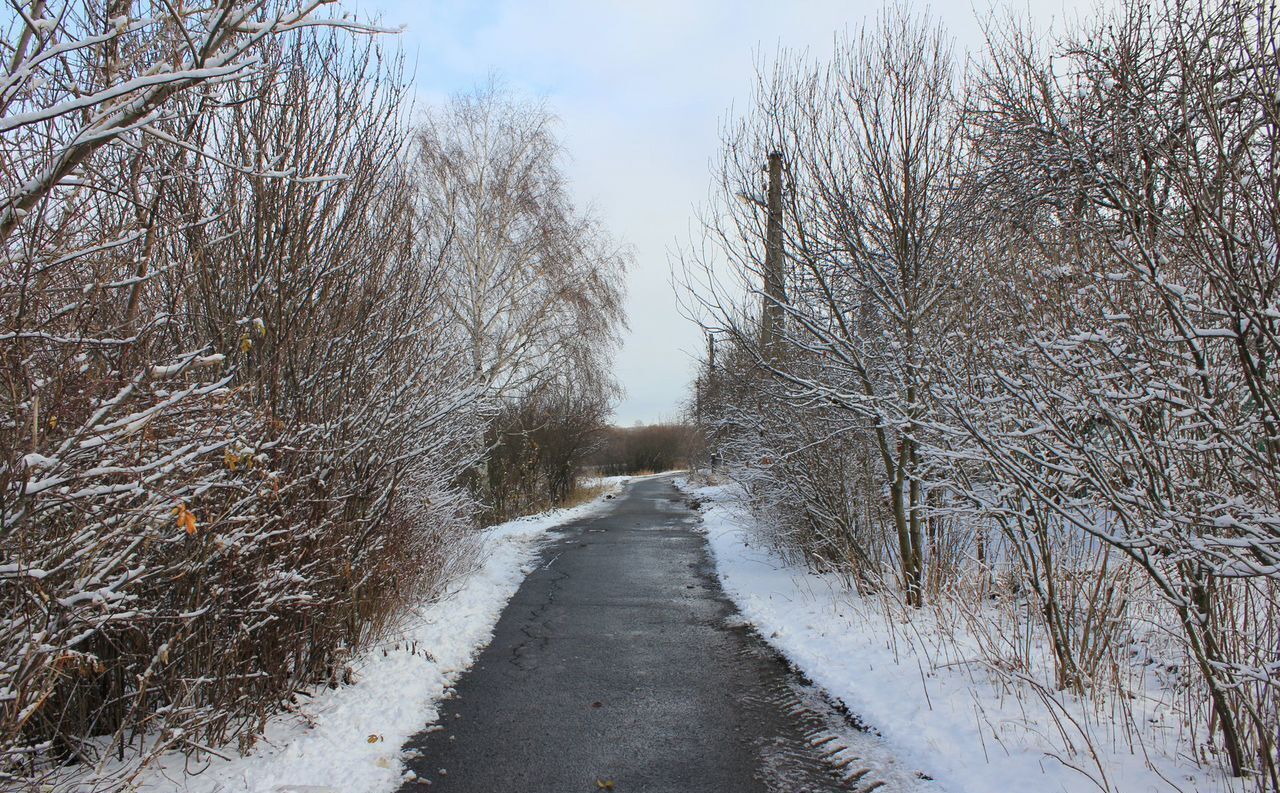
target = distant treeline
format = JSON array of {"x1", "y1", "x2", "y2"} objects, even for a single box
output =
[{"x1": 589, "y1": 423, "x2": 698, "y2": 476}]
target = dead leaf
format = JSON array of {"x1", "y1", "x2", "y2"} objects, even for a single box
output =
[{"x1": 174, "y1": 503, "x2": 197, "y2": 536}]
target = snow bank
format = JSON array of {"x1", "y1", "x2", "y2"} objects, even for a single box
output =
[
  {"x1": 579, "y1": 473, "x2": 676, "y2": 490},
  {"x1": 578, "y1": 474, "x2": 636, "y2": 489},
  {"x1": 127, "y1": 486, "x2": 623, "y2": 793},
  {"x1": 675, "y1": 477, "x2": 1228, "y2": 793}
]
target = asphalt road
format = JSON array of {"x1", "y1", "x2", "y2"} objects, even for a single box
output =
[{"x1": 398, "y1": 475, "x2": 888, "y2": 793}]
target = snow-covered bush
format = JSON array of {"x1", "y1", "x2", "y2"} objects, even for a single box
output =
[
  {"x1": 681, "y1": 0, "x2": 1280, "y2": 786},
  {"x1": 1, "y1": 7, "x2": 481, "y2": 790}
]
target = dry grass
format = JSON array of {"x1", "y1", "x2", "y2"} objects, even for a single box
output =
[{"x1": 559, "y1": 483, "x2": 610, "y2": 508}]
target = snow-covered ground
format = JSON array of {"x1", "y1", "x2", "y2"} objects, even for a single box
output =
[
  {"x1": 119, "y1": 482, "x2": 628, "y2": 793},
  {"x1": 577, "y1": 474, "x2": 638, "y2": 491},
  {"x1": 675, "y1": 477, "x2": 1229, "y2": 793}
]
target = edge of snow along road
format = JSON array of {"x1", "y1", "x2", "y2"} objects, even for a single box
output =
[
  {"x1": 127, "y1": 479, "x2": 635, "y2": 793},
  {"x1": 673, "y1": 476, "x2": 1230, "y2": 793}
]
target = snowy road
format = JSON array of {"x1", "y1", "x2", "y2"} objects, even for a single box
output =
[{"x1": 398, "y1": 475, "x2": 898, "y2": 792}]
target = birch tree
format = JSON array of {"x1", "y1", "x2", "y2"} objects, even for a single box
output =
[
  {"x1": 414, "y1": 83, "x2": 630, "y2": 516},
  {"x1": 414, "y1": 82, "x2": 628, "y2": 401}
]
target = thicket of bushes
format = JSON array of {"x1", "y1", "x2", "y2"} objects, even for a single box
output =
[
  {"x1": 589, "y1": 423, "x2": 697, "y2": 476},
  {"x1": 684, "y1": 1, "x2": 1280, "y2": 787},
  {"x1": 0, "y1": 4, "x2": 624, "y2": 790},
  {"x1": 484, "y1": 385, "x2": 614, "y2": 521}
]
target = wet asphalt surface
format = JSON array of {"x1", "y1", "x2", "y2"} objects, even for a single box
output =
[{"x1": 398, "y1": 475, "x2": 892, "y2": 793}]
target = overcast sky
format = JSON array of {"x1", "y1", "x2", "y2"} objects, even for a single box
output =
[{"x1": 352, "y1": 0, "x2": 1091, "y2": 425}]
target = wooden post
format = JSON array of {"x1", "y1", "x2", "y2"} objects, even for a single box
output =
[{"x1": 760, "y1": 151, "x2": 785, "y2": 359}]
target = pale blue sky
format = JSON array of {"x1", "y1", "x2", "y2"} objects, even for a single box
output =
[{"x1": 351, "y1": 0, "x2": 1092, "y2": 425}]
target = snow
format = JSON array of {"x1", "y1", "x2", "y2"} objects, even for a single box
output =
[
  {"x1": 149, "y1": 362, "x2": 185, "y2": 379},
  {"x1": 0, "y1": 563, "x2": 48, "y2": 579},
  {"x1": 577, "y1": 474, "x2": 636, "y2": 490},
  {"x1": 121, "y1": 484, "x2": 624, "y2": 793},
  {"x1": 194, "y1": 353, "x2": 225, "y2": 368},
  {"x1": 21, "y1": 452, "x2": 58, "y2": 469},
  {"x1": 675, "y1": 477, "x2": 1231, "y2": 793}
]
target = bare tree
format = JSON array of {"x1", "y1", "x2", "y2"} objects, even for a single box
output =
[
  {"x1": 958, "y1": 0, "x2": 1280, "y2": 778},
  {"x1": 414, "y1": 82, "x2": 629, "y2": 401},
  {"x1": 680, "y1": 0, "x2": 1280, "y2": 786},
  {"x1": 684, "y1": 9, "x2": 970, "y2": 606},
  {"x1": 414, "y1": 82, "x2": 630, "y2": 516}
]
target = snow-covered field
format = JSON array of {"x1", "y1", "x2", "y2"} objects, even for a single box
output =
[
  {"x1": 676, "y1": 477, "x2": 1230, "y2": 793},
  {"x1": 118, "y1": 483, "x2": 627, "y2": 793}
]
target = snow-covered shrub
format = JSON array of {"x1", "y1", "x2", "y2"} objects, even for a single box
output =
[
  {"x1": 681, "y1": 0, "x2": 1280, "y2": 786},
  {"x1": 957, "y1": 0, "x2": 1280, "y2": 778},
  {"x1": 0, "y1": 11, "x2": 480, "y2": 790},
  {"x1": 694, "y1": 342, "x2": 890, "y2": 590}
]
